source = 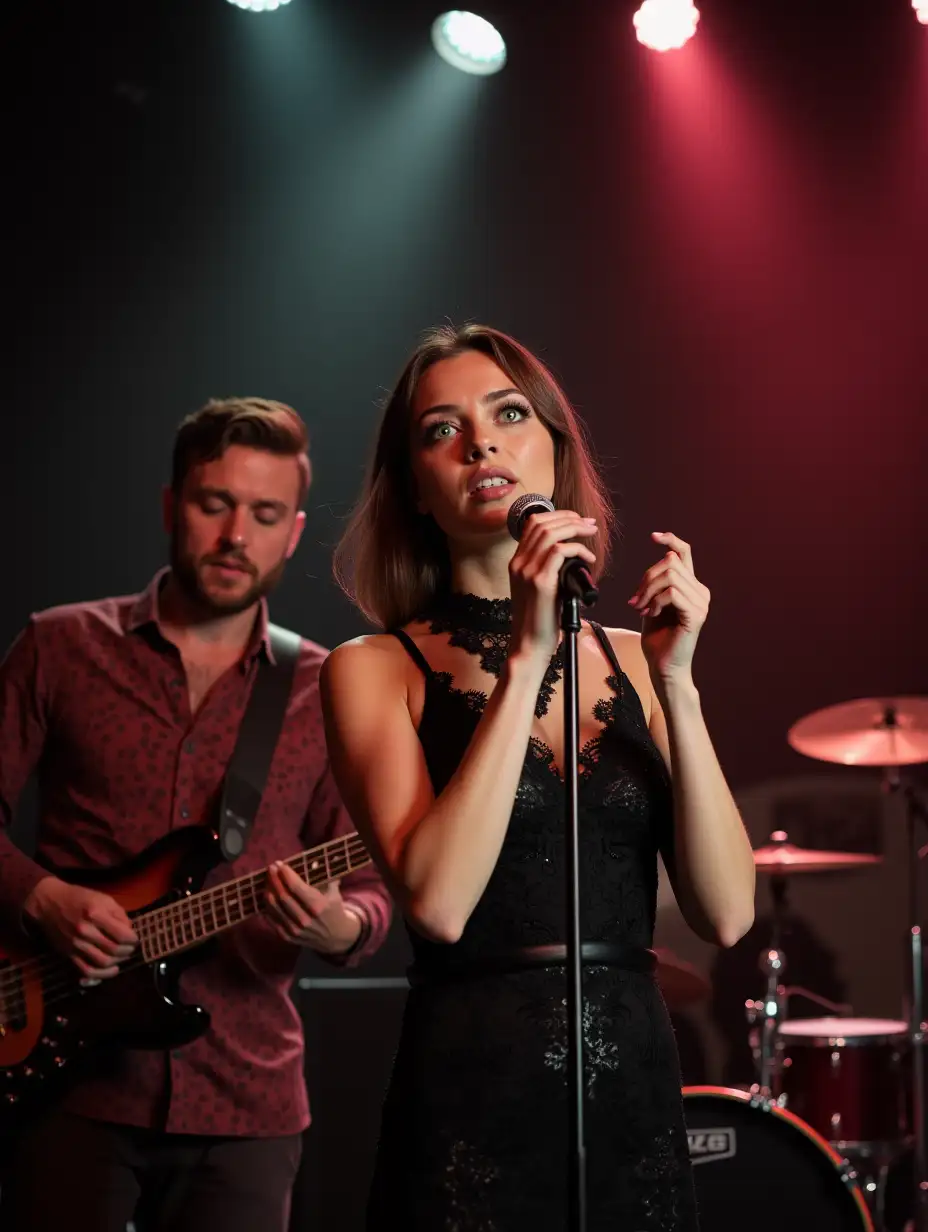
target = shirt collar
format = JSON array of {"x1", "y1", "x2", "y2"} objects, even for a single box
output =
[{"x1": 127, "y1": 567, "x2": 275, "y2": 667}]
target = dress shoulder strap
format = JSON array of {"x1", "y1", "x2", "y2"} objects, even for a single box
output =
[
  {"x1": 389, "y1": 628, "x2": 433, "y2": 679},
  {"x1": 588, "y1": 621, "x2": 624, "y2": 679}
]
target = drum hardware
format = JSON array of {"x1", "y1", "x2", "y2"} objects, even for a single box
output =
[
  {"x1": 747, "y1": 986, "x2": 854, "y2": 1103},
  {"x1": 747, "y1": 833, "x2": 877, "y2": 1099},
  {"x1": 892, "y1": 776, "x2": 928, "y2": 1232},
  {"x1": 786, "y1": 695, "x2": 928, "y2": 1232}
]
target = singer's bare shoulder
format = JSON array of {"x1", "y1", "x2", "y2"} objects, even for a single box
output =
[
  {"x1": 589, "y1": 625, "x2": 655, "y2": 722},
  {"x1": 321, "y1": 632, "x2": 425, "y2": 713},
  {"x1": 323, "y1": 632, "x2": 411, "y2": 679}
]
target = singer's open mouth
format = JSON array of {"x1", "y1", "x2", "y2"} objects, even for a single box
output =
[{"x1": 467, "y1": 467, "x2": 518, "y2": 497}]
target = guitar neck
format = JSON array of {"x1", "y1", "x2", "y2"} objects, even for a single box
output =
[{"x1": 135, "y1": 832, "x2": 371, "y2": 964}]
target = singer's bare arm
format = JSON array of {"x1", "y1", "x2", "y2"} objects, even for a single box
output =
[
  {"x1": 648, "y1": 675, "x2": 755, "y2": 948},
  {"x1": 613, "y1": 530, "x2": 755, "y2": 948},
  {"x1": 321, "y1": 511, "x2": 597, "y2": 945},
  {"x1": 321, "y1": 636, "x2": 548, "y2": 943}
]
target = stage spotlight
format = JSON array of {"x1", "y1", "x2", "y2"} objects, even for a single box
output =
[
  {"x1": 633, "y1": 0, "x2": 700, "y2": 52},
  {"x1": 914, "y1": 0, "x2": 928, "y2": 25},
  {"x1": 226, "y1": 0, "x2": 292, "y2": 11},
  {"x1": 431, "y1": 11, "x2": 507, "y2": 75}
]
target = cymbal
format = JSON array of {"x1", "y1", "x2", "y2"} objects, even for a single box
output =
[
  {"x1": 753, "y1": 831, "x2": 882, "y2": 875},
  {"x1": 653, "y1": 947, "x2": 710, "y2": 1008},
  {"x1": 788, "y1": 696, "x2": 928, "y2": 767}
]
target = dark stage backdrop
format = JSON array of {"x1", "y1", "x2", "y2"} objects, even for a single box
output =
[{"x1": 3, "y1": 0, "x2": 927, "y2": 1226}]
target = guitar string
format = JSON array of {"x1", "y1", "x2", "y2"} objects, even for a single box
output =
[
  {"x1": 1, "y1": 842, "x2": 372, "y2": 1016},
  {"x1": 0, "y1": 835, "x2": 369, "y2": 998},
  {"x1": 0, "y1": 837, "x2": 370, "y2": 1015},
  {"x1": 0, "y1": 832, "x2": 367, "y2": 990}
]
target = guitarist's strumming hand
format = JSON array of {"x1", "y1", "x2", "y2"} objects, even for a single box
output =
[
  {"x1": 265, "y1": 862, "x2": 363, "y2": 956},
  {"x1": 23, "y1": 877, "x2": 138, "y2": 984}
]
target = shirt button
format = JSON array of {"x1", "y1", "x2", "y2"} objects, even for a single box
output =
[
  {"x1": 184, "y1": 740, "x2": 195, "y2": 755},
  {"x1": 180, "y1": 808, "x2": 189, "y2": 820}
]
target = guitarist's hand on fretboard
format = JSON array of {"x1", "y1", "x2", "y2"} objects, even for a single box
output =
[
  {"x1": 265, "y1": 862, "x2": 364, "y2": 956},
  {"x1": 23, "y1": 877, "x2": 138, "y2": 983}
]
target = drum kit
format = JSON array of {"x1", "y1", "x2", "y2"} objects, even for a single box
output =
[{"x1": 660, "y1": 694, "x2": 928, "y2": 1232}]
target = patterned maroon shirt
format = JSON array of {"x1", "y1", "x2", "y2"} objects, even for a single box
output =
[{"x1": 0, "y1": 570, "x2": 391, "y2": 1136}]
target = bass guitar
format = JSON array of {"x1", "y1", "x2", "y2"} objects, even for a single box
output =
[{"x1": 0, "y1": 825, "x2": 370, "y2": 1138}]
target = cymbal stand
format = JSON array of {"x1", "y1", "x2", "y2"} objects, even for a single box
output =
[
  {"x1": 887, "y1": 775, "x2": 928, "y2": 1232},
  {"x1": 746, "y1": 874, "x2": 788, "y2": 1099}
]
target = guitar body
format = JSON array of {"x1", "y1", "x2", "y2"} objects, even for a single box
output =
[{"x1": 0, "y1": 826, "x2": 220, "y2": 1140}]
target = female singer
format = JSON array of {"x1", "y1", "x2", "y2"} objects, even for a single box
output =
[{"x1": 321, "y1": 323, "x2": 755, "y2": 1230}]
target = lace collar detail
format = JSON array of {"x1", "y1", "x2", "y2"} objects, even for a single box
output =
[{"x1": 420, "y1": 591, "x2": 563, "y2": 720}]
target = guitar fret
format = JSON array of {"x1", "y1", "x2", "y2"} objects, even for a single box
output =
[
  {"x1": 125, "y1": 834, "x2": 370, "y2": 968},
  {"x1": 170, "y1": 905, "x2": 182, "y2": 952}
]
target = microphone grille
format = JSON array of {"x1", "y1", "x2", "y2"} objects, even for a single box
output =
[{"x1": 506, "y1": 493, "x2": 555, "y2": 541}]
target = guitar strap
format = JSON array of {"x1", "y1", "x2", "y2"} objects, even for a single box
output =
[{"x1": 217, "y1": 623, "x2": 302, "y2": 862}]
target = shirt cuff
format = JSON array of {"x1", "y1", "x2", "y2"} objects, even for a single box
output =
[{"x1": 340, "y1": 902, "x2": 371, "y2": 959}]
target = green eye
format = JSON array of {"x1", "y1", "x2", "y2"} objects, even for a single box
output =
[{"x1": 425, "y1": 420, "x2": 458, "y2": 443}]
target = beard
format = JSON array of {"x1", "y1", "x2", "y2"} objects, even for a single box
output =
[{"x1": 169, "y1": 533, "x2": 288, "y2": 618}]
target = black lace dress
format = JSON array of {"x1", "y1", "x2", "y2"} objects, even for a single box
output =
[{"x1": 367, "y1": 613, "x2": 699, "y2": 1231}]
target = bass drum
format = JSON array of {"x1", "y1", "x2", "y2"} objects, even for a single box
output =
[{"x1": 683, "y1": 1087, "x2": 873, "y2": 1232}]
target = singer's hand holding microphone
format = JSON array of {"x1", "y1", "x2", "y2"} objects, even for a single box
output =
[
  {"x1": 505, "y1": 494, "x2": 708, "y2": 683},
  {"x1": 506, "y1": 494, "x2": 598, "y2": 662}
]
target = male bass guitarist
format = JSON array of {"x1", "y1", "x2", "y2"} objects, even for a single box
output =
[{"x1": 0, "y1": 398, "x2": 391, "y2": 1231}]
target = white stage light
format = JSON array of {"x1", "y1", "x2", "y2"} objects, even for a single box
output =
[
  {"x1": 633, "y1": 0, "x2": 700, "y2": 52},
  {"x1": 226, "y1": 0, "x2": 292, "y2": 12},
  {"x1": 431, "y1": 11, "x2": 507, "y2": 76}
]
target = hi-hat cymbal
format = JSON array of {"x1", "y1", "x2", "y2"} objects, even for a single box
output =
[
  {"x1": 788, "y1": 696, "x2": 928, "y2": 767},
  {"x1": 653, "y1": 948, "x2": 710, "y2": 1008},
  {"x1": 753, "y1": 830, "x2": 882, "y2": 875}
]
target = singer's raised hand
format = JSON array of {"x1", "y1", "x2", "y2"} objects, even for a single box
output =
[
  {"x1": 509, "y1": 510, "x2": 597, "y2": 661},
  {"x1": 629, "y1": 531, "x2": 709, "y2": 683}
]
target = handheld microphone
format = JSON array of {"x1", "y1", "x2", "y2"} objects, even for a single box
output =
[{"x1": 506, "y1": 493, "x2": 599, "y2": 607}]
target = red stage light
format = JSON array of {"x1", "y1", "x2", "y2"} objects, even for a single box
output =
[{"x1": 633, "y1": 0, "x2": 700, "y2": 52}]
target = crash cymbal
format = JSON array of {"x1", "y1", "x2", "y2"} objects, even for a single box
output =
[
  {"x1": 653, "y1": 948, "x2": 710, "y2": 1008},
  {"x1": 753, "y1": 830, "x2": 882, "y2": 875},
  {"x1": 788, "y1": 696, "x2": 928, "y2": 767}
]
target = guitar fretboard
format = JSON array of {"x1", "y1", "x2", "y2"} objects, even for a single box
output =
[{"x1": 132, "y1": 833, "x2": 371, "y2": 963}]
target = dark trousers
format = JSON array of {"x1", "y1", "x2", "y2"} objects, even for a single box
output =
[{"x1": 0, "y1": 1108, "x2": 302, "y2": 1232}]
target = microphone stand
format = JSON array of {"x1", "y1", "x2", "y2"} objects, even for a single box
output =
[{"x1": 560, "y1": 569, "x2": 598, "y2": 1232}]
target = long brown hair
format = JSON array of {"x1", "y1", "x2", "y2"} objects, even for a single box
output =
[{"x1": 334, "y1": 324, "x2": 617, "y2": 629}]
